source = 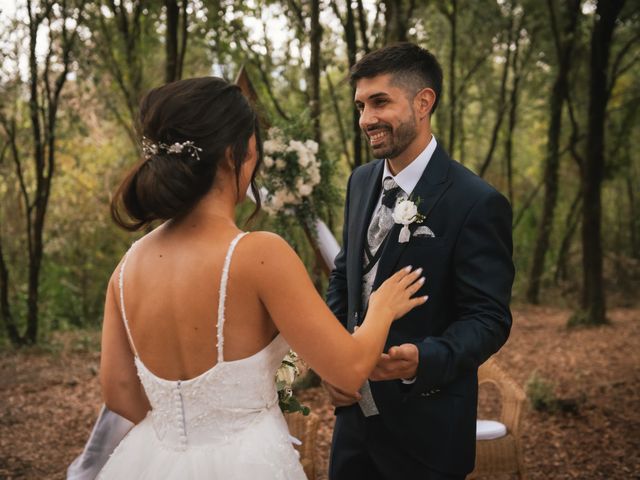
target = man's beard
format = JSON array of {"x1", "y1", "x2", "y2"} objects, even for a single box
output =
[{"x1": 368, "y1": 114, "x2": 418, "y2": 159}]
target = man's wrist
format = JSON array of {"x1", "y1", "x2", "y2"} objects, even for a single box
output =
[{"x1": 402, "y1": 343, "x2": 420, "y2": 384}]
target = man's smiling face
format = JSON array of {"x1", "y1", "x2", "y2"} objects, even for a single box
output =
[{"x1": 354, "y1": 73, "x2": 419, "y2": 160}]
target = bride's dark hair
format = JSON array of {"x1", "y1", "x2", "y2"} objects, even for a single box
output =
[{"x1": 111, "y1": 77, "x2": 262, "y2": 231}]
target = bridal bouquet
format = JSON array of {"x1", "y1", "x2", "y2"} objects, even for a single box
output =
[
  {"x1": 276, "y1": 350, "x2": 310, "y2": 415},
  {"x1": 259, "y1": 126, "x2": 338, "y2": 229}
]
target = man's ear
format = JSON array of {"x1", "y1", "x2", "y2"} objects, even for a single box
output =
[{"x1": 415, "y1": 88, "x2": 436, "y2": 119}]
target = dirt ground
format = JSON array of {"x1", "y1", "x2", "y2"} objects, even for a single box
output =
[{"x1": 1, "y1": 305, "x2": 639, "y2": 479}]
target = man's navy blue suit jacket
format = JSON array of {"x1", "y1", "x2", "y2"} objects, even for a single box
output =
[{"x1": 326, "y1": 143, "x2": 515, "y2": 475}]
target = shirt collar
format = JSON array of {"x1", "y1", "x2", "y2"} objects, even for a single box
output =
[{"x1": 382, "y1": 135, "x2": 437, "y2": 195}]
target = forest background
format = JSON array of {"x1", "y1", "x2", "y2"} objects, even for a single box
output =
[
  {"x1": 0, "y1": 1, "x2": 639, "y2": 478},
  {"x1": 0, "y1": 0, "x2": 637, "y2": 347}
]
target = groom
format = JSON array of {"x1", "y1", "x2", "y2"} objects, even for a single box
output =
[{"x1": 324, "y1": 43, "x2": 515, "y2": 479}]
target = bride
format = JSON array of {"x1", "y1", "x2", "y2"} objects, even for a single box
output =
[{"x1": 97, "y1": 76, "x2": 427, "y2": 479}]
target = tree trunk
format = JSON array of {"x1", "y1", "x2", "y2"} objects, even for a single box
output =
[
  {"x1": 628, "y1": 176, "x2": 639, "y2": 259},
  {"x1": 165, "y1": 0, "x2": 179, "y2": 83},
  {"x1": 446, "y1": 0, "x2": 457, "y2": 155},
  {"x1": 25, "y1": 0, "x2": 44, "y2": 344},
  {"x1": 577, "y1": 0, "x2": 626, "y2": 325},
  {"x1": 178, "y1": 0, "x2": 188, "y2": 80},
  {"x1": 478, "y1": 4, "x2": 514, "y2": 178},
  {"x1": 0, "y1": 235, "x2": 20, "y2": 345},
  {"x1": 165, "y1": 0, "x2": 188, "y2": 83},
  {"x1": 344, "y1": 0, "x2": 362, "y2": 168},
  {"x1": 554, "y1": 188, "x2": 582, "y2": 284},
  {"x1": 356, "y1": 0, "x2": 370, "y2": 54},
  {"x1": 3, "y1": 0, "x2": 85, "y2": 345},
  {"x1": 526, "y1": 77, "x2": 566, "y2": 303},
  {"x1": 457, "y1": 94, "x2": 465, "y2": 164},
  {"x1": 504, "y1": 82, "x2": 517, "y2": 206},
  {"x1": 326, "y1": 73, "x2": 351, "y2": 167},
  {"x1": 309, "y1": 0, "x2": 322, "y2": 144},
  {"x1": 383, "y1": 0, "x2": 409, "y2": 44},
  {"x1": 526, "y1": 0, "x2": 580, "y2": 304}
]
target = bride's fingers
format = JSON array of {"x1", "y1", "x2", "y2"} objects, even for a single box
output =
[
  {"x1": 391, "y1": 265, "x2": 413, "y2": 283},
  {"x1": 406, "y1": 276, "x2": 426, "y2": 296},
  {"x1": 399, "y1": 267, "x2": 422, "y2": 288},
  {"x1": 411, "y1": 295, "x2": 429, "y2": 307}
]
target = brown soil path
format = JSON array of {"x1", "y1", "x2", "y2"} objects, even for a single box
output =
[{"x1": 1, "y1": 306, "x2": 638, "y2": 479}]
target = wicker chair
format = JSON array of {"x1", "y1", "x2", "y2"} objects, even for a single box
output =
[
  {"x1": 285, "y1": 412, "x2": 320, "y2": 480},
  {"x1": 469, "y1": 358, "x2": 527, "y2": 479}
]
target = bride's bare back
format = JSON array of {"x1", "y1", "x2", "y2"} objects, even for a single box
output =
[{"x1": 118, "y1": 221, "x2": 278, "y2": 381}]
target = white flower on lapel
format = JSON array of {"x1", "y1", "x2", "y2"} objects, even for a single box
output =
[{"x1": 392, "y1": 198, "x2": 426, "y2": 243}]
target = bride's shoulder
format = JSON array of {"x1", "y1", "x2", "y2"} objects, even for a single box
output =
[
  {"x1": 240, "y1": 231, "x2": 296, "y2": 257},
  {"x1": 236, "y1": 231, "x2": 302, "y2": 273}
]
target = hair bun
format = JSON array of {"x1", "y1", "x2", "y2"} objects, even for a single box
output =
[{"x1": 110, "y1": 76, "x2": 261, "y2": 231}]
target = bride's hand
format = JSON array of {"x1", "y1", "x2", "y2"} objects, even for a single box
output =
[{"x1": 368, "y1": 266, "x2": 427, "y2": 321}]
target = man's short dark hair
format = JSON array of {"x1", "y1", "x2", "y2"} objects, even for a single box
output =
[{"x1": 350, "y1": 42, "x2": 443, "y2": 113}]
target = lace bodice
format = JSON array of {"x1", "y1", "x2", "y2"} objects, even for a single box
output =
[{"x1": 118, "y1": 232, "x2": 291, "y2": 451}]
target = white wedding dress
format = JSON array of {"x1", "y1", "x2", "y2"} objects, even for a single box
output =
[{"x1": 97, "y1": 232, "x2": 307, "y2": 479}]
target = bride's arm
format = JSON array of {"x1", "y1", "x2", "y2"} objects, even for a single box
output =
[
  {"x1": 245, "y1": 232, "x2": 426, "y2": 395},
  {"x1": 100, "y1": 272, "x2": 151, "y2": 424}
]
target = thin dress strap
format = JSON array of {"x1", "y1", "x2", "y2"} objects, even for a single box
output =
[
  {"x1": 217, "y1": 232, "x2": 249, "y2": 363},
  {"x1": 118, "y1": 241, "x2": 140, "y2": 358}
]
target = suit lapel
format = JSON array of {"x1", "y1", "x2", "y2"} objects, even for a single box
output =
[
  {"x1": 373, "y1": 144, "x2": 452, "y2": 290},
  {"x1": 347, "y1": 160, "x2": 384, "y2": 315}
]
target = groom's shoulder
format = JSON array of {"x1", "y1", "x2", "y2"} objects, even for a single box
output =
[
  {"x1": 448, "y1": 157, "x2": 506, "y2": 203},
  {"x1": 350, "y1": 158, "x2": 384, "y2": 183}
]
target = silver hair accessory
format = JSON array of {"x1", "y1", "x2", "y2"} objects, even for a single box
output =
[{"x1": 142, "y1": 136, "x2": 203, "y2": 161}]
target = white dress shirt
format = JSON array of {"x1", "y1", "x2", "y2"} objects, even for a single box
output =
[{"x1": 376, "y1": 134, "x2": 437, "y2": 208}]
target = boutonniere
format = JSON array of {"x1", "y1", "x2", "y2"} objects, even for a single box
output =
[{"x1": 391, "y1": 197, "x2": 426, "y2": 243}]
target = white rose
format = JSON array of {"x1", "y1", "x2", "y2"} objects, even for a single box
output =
[
  {"x1": 299, "y1": 183, "x2": 313, "y2": 197},
  {"x1": 263, "y1": 156, "x2": 274, "y2": 168},
  {"x1": 304, "y1": 139, "x2": 319, "y2": 154},
  {"x1": 261, "y1": 203, "x2": 276, "y2": 215},
  {"x1": 276, "y1": 364, "x2": 296, "y2": 385},
  {"x1": 275, "y1": 159, "x2": 286, "y2": 170},
  {"x1": 308, "y1": 165, "x2": 321, "y2": 186},
  {"x1": 268, "y1": 127, "x2": 284, "y2": 140},
  {"x1": 264, "y1": 139, "x2": 285, "y2": 155},
  {"x1": 297, "y1": 151, "x2": 312, "y2": 168},
  {"x1": 392, "y1": 199, "x2": 418, "y2": 225},
  {"x1": 284, "y1": 350, "x2": 299, "y2": 364},
  {"x1": 283, "y1": 190, "x2": 300, "y2": 205},
  {"x1": 287, "y1": 140, "x2": 306, "y2": 153},
  {"x1": 270, "y1": 193, "x2": 284, "y2": 210}
]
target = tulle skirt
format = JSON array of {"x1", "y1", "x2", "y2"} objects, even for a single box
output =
[{"x1": 96, "y1": 407, "x2": 307, "y2": 479}]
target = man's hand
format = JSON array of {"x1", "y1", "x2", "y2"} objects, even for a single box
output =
[
  {"x1": 322, "y1": 381, "x2": 361, "y2": 407},
  {"x1": 369, "y1": 343, "x2": 419, "y2": 381}
]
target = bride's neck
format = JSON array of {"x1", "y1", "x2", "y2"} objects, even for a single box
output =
[{"x1": 180, "y1": 184, "x2": 238, "y2": 227}]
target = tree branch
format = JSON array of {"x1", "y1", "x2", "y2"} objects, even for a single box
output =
[{"x1": 513, "y1": 179, "x2": 543, "y2": 230}]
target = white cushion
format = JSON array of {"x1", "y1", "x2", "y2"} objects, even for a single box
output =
[{"x1": 476, "y1": 420, "x2": 507, "y2": 440}]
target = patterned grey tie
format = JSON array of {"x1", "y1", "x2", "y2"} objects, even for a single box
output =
[
  {"x1": 357, "y1": 176, "x2": 405, "y2": 417},
  {"x1": 367, "y1": 177, "x2": 403, "y2": 256}
]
